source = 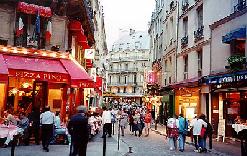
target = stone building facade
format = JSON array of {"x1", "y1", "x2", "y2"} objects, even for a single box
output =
[{"x1": 107, "y1": 30, "x2": 150, "y2": 104}]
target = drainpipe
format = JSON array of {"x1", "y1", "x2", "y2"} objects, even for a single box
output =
[
  {"x1": 175, "y1": 0, "x2": 180, "y2": 83},
  {"x1": 209, "y1": 26, "x2": 213, "y2": 123}
]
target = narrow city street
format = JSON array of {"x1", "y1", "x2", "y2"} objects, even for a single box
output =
[{"x1": 0, "y1": 124, "x2": 241, "y2": 156}]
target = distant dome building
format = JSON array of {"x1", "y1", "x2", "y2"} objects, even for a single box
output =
[{"x1": 107, "y1": 30, "x2": 150, "y2": 104}]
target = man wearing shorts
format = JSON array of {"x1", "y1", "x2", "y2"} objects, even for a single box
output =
[{"x1": 144, "y1": 109, "x2": 152, "y2": 137}]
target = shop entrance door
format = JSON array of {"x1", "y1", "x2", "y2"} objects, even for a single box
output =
[{"x1": 32, "y1": 81, "x2": 48, "y2": 112}]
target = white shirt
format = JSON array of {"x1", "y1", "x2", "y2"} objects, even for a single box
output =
[
  {"x1": 167, "y1": 118, "x2": 179, "y2": 128},
  {"x1": 102, "y1": 110, "x2": 112, "y2": 124},
  {"x1": 40, "y1": 111, "x2": 55, "y2": 125},
  {"x1": 192, "y1": 119, "x2": 207, "y2": 135}
]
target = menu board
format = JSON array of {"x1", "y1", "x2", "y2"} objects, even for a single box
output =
[{"x1": 217, "y1": 119, "x2": 225, "y2": 141}]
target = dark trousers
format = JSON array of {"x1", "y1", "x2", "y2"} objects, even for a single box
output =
[
  {"x1": 29, "y1": 125, "x2": 40, "y2": 144},
  {"x1": 193, "y1": 135, "x2": 203, "y2": 150},
  {"x1": 71, "y1": 141, "x2": 88, "y2": 156},
  {"x1": 103, "y1": 123, "x2": 112, "y2": 136},
  {"x1": 41, "y1": 124, "x2": 53, "y2": 149}
]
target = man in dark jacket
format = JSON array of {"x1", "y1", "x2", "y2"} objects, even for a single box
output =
[{"x1": 68, "y1": 105, "x2": 89, "y2": 156}]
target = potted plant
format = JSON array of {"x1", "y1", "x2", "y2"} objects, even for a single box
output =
[{"x1": 227, "y1": 55, "x2": 246, "y2": 70}]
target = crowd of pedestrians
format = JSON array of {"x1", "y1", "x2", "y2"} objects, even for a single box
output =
[{"x1": 167, "y1": 113, "x2": 213, "y2": 153}]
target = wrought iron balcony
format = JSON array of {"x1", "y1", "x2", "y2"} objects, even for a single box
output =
[
  {"x1": 182, "y1": 1, "x2": 189, "y2": 12},
  {"x1": 181, "y1": 36, "x2": 188, "y2": 48},
  {"x1": 82, "y1": 0, "x2": 94, "y2": 32},
  {"x1": 234, "y1": 0, "x2": 246, "y2": 12},
  {"x1": 108, "y1": 68, "x2": 138, "y2": 73},
  {"x1": 194, "y1": 26, "x2": 204, "y2": 43}
]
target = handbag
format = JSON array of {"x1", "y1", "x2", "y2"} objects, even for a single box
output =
[{"x1": 200, "y1": 127, "x2": 206, "y2": 137}]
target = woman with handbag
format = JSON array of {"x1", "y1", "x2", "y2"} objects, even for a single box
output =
[
  {"x1": 191, "y1": 114, "x2": 207, "y2": 153},
  {"x1": 167, "y1": 115, "x2": 179, "y2": 150}
]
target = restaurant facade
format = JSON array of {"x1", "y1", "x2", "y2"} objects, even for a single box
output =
[{"x1": 0, "y1": 1, "x2": 104, "y2": 119}]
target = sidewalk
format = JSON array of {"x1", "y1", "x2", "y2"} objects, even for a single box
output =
[
  {"x1": 151, "y1": 124, "x2": 241, "y2": 156},
  {"x1": 0, "y1": 133, "x2": 129, "y2": 156}
]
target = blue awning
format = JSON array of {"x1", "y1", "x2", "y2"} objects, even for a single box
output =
[
  {"x1": 222, "y1": 27, "x2": 246, "y2": 44},
  {"x1": 206, "y1": 70, "x2": 247, "y2": 84}
]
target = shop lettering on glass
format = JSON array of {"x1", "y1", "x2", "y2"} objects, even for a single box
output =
[
  {"x1": 14, "y1": 71, "x2": 64, "y2": 82},
  {"x1": 219, "y1": 74, "x2": 247, "y2": 83}
]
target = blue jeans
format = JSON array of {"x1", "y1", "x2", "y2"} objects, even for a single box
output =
[{"x1": 178, "y1": 133, "x2": 185, "y2": 150}]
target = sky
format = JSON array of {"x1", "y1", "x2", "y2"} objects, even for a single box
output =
[{"x1": 100, "y1": 0, "x2": 155, "y2": 49}]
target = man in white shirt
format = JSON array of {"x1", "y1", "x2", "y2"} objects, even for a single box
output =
[
  {"x1": 191, "y1": 115, "x2": 207, "y2": 152},
  {"x1": 40, "y1": 106, "x2": 55, "y2": 152},
  {"x1": 101, "y1": 106, "x2": 112, "y2": 137}
]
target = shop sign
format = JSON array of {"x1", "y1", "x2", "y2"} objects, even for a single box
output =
[
  {"x1": 207, "y1": 72, "x2": 247, "y2": 84},
  {"x1": 79, "y1": 82, "x2": 94, "y2": 88},
  {"x1": 10, "y1": 70, "x2": 68, "y2": 82}
]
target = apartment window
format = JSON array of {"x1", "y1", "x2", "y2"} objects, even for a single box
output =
[
  {"x1": 198, "y1": 50, "x2": 202, "y2": 76},
  {"x1": 127, "y1": 43, "x2": 130, "y2": 49},
  {"x1": 135, "y1": 41, "x2": 140, "y2": 49},
  {"x1": 184, "y1": 55, "x2": 188, "y2": 79},
  {"x1": 123, "y1": 87, "x2": 126, "y2": 93},
  {"x1": 133, "y1": 87, "x2": 136, "y2": 93},
  {"x1": 183, "y1": 17, "x2": 188, "y2": 36},
  {"x1": 125, "y1": 63, "x2": 128, "y2": 70},
  {"x1": 118, "y1": 76, "x2": 121, "y2": 83},
  {"x1": 118, "y1": 88, "x2": 120, "y2": 93},
  {"x1": 197, "y1": 6, "x2": 203, "y2": 28},
  {"x1": 134, "y1": 74, "x2": 137, "y2": 83},
  {"x1": 124, "y1": 76, "x2": 127, "y2": 84},
  {"x1": 169, "y1": 76, "x2": 172, "y2": 84},
  {"x1": 164, "y1": 60, "x2": 168, "y2": 72},
  {"x1": 109, "y1": 76, "x2": 112, "y2": 83},
  {"x1": 165, "y1": 79, "x2": 167, "y2": 86}
]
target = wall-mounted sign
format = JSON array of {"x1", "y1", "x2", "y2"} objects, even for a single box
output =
[
  {"x1": 84, "y1": 49, "x2": 95, "y2": 59},
  {"x1": 9, "y1": 70, "x2": 69, "y2": 83},
  {"x1": 207, "y1": 71, "x2": 247, "y2": 84}
]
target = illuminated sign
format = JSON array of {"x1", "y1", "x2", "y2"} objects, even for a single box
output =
[{"x1": 9, "y1": 70, "x2": 69, "y2": 83}]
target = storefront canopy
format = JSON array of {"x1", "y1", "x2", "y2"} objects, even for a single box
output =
[
  {"x1": 60, "y1": 58, "x2": 93, "y2": 87},
  {"x1": 222, "y1": 27, "x2": 246, "y2": 44},
  {"x1": 0, "y1": 54, "x2": 8, "y2": 81},
  {"x1": 3, "y1": 55, "x2": 67, "y2": 74},
  {"x1": 0, "y1": 54, "x2": 8, "y2": 75}
]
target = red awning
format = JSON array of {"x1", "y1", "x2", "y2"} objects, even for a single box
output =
[
  {"x1": 0, "y1": 54, "x2": 8, "y2": 75},
  {"x1": 0, "y1": 54, "x2": 8, "y2": 82},
  {"x1": 68, "y1": 20, "x2": 83, "y2": 31},
  {"x1": 3, "y1": 55, "x2": 69, "y2": 83},
  {"x1": 17, "y1": 2, "x2": 52, "y2": 17},
  {"x1": 85, "y1": 59, "x2": 93, "y2": 69},
  {"x1": 3, "y1": 55, "x2": 67, "y2": 74},
  {"x1": 60, "y1": 58, "x2": 93, "y2": 87}
]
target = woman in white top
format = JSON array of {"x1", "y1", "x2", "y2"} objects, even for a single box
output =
[
  {"x1": 167, "y1": 115, "x2": 179, "y2": 150},
  {"x1": 191, "y1": 114, "x2": 207, "y2": 152}
]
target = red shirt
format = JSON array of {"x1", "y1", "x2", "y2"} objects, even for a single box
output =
[{"x1": 145, "y1": 113, "x2": 152, "y2": 123}]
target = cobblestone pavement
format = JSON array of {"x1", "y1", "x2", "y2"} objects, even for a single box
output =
[
  {"x1": 112, "y1": 125, "x2": 234, "y2": 156},
  {"x1": 0, "y1": 125, "x2": 239, "y2": 156}
]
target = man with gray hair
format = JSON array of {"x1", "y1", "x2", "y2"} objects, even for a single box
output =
[{"x1": 68, "y1": 105, "x2": 89, "y2": 156}]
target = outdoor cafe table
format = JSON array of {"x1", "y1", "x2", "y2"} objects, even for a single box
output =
[
  {"x1": 0, "y1": 124, "x2": 19, "y2": 156},
  {"x1": 232, "y1": 124, "x2": 247, "y2": 134}
]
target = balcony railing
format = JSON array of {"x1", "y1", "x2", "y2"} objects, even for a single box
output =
[
  {"x1": 108, "y1": 68, "x2": 138, "y2": 73},
  {"x1": 194, "y1": 26, "x2": 204, "y2": 43},
  {"x1": 234, "y1": 0, "x2": 246, "y2": 12},
  {"x1": 83, "y1": 0, "x2": 94, "y2": 32},
  {"x1": 181, "y1": 36, "x2": 188, "y2": 48},
  {"x1": 107, "y1": 82, "x2": 137, "y2": 86},
  {"x1": 182, "y1": 1, "x2": 189, "y2": 12},
  {"x1": 110, "y1": 56, "x2": 149, "y2": 62}
]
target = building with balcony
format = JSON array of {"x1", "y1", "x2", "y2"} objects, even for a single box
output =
[
  {"x1": 0, "y1": 0, "x2": 105, "y2": 118},
  {"x1": 175, "y1": 0, "x2": 234, "y2": 122},
  {"x1": 107, "y1": 30, "x2": 150, "y2": 104},
  {"x1": 205, "y1": 0, "x2": 246, "y2": 138}
]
